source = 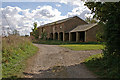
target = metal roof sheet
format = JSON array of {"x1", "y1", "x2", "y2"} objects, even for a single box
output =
[{"x1": 70, "y1": 23, "x2": 98, "y2": 32}]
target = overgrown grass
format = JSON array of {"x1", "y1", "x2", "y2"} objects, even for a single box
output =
[
  {"x1": 84, "y1": 53, "x2": 120, "y2": 78},
  {"x1": 33, "y1": 39, "x2": 103, "y2": 45},
  {"x1": 60, "y1": 44, "x2": 104, "y2": 51},
  {"x1": 2, "y1": 35, "x2": 38, "y2": 78}
]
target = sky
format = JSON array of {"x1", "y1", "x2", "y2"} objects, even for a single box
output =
[{"x1": 1, "y1": 0, "x2": 94, "y2": 36}]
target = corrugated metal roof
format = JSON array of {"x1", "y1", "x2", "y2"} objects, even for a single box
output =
[{"x1": 70, "y1": 23, "x2": 98, "y2": 32}]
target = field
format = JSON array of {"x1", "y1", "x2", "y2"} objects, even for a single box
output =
[
  {"x1": 60, "y1": 44, "x2": 104, "y2": 50},
  {"x1": 2, "y1": 35, "x2": 38, "y2": 78}
]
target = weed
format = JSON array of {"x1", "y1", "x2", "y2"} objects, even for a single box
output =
[{"x1": 2, "y1": 35, "x2": 38, "y2": 78}]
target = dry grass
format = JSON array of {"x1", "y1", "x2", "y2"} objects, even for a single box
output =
[
  {"x1": 2, "y1": 35, "x2": 31, "y2": 63},
  {"x1": 2, "y1": 35, "x2": 38, "y2": 78}
]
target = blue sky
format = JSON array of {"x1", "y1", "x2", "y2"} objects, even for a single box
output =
[
  {"x1": 1, "y1": 1, "x2": 93, "y2": 36},
  {"x1": 2, "y1": 2, "x2": 74, "y2": 16}
]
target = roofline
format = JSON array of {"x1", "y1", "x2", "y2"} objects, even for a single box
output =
[
  {"x1": 38, "y1": 16, "x2": 88, "y2": 28},
  {"x1": 74, "y1": 16, "x2": 88, "y2": 24},
  {"x1": 84, "y1": 23, "x2": 98, "y2": 31},
  {"x1": 70, "y1": 23, "x2": 98, "y2": 32}
]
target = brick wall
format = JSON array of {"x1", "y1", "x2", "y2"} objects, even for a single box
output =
[
  {"x1": 64, "y1": 17, "x2": 87, "y2": 32},
  {"x1": 86, "y1": 25, "x2": 100, "y2": 42},
  {"x1": 37, "y1": 27, "x2": 42, "y2": 38},
  {"x1": 37, "y1": 16, "x2": 88, "y2": 39},
  {"x1": 53, "y1": 23, "x2": 65, "y2": 33}
]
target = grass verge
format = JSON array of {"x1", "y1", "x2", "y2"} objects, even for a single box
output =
[
  {"x1": 2, "y1": 35, "x2": 38, "y2": 78},
  {"x1": 60, "y1": 44, "x2": 104, "y2": 51},
  {"x1": 84, "y1": 53, "x2": 120, "y2": 78}
]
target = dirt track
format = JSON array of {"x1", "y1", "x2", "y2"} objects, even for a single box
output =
[{"x1": 24, "y1": 44, "x2": 102, "y2": 78}]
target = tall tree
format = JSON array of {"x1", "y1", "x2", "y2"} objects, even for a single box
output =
[
  {"x1": 32, "y1": 22, "x2": 39, "y2": 39},
  {"x1": 85, "y1": 2, "x2": 120, "y2": 57}
]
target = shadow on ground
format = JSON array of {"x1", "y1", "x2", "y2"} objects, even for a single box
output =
[{"x1": 23, "y1": 63, "x2": 97, "y2": 78}]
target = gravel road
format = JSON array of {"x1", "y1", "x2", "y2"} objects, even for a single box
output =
[{"x1": 24, "y1": 44, "x2": 102, "y2": 78}]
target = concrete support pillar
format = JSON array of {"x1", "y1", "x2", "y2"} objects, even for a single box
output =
[
  {"x1": 58, "y1": 32, "x2": 60, "y2": 40},
  {"x1": 53, "y1": 33, "x2": 55, "y2": 40},
  {"x1": 85, "y1": 31, "x2": 86, "y2": 42},
  {"x1": 76, "y1": 32, "x2": 79, "y2": 42},
  {"x1": 48, "y1": 33, "x2": 50, "y2": 39},
  {"x1": 69, "y1": 32, "x2": 72, "y2": 42},
  {"x1": 63, "y1": 32, "x2": 65, "y2": 41}
]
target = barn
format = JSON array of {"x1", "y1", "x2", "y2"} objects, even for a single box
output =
[{"x1": 37, "y1": 16, "x2": 100, "y2": 42}]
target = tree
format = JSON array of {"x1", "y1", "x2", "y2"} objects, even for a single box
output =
[
  {"x1": 85, "y1": 2, "x2": 120, "y2": 57},
  {"x1": 41, "y1": 32, "x2": 47, "y2": 40},
  {"x1": 32, "y1": 22, "x2": 39, "y2": 39},
  {"x1": 85, "y1": 17, "x2": 97, "y2": 23},
  {"x1": 12, "y1": 29, "x2": 19, "y2": 35}
]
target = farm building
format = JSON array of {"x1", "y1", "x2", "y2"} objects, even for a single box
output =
[{"x1": 36, "y1": 16, "x2": 100, "y2": 42}]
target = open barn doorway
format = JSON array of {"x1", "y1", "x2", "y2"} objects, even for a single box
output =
[
  {"x1": 79, "y1": 31, "x2": 85, "y2": 42},
  {"x1": 55, "y1": 32, "x2": 58, "y2": 40},
  {"x1": 59, "y1": 32, "x2": 63, "y2": 41},
  {"x1": 50, "y1": 33, "x2": 53, "y2": 40},
  {"x1": 65, "y1": 33, "x2": 69, "y2": 41},
  {"x1": 71, "y1": 32, "x2": 76, "y2": 41}
]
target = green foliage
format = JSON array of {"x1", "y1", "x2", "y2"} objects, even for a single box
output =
[
  {"x1": 96, "y1": 32, "x2": 103, "y2": 42},
  {"x1": 33, "y1": 39, "x2": 103, "y2": 45},
  {"x1": 32, "y1": 22, "x2": 39, "y2": 39},
  {"x1": 84, "y1": 54, "x2": 120, "y2": 78},
  {"x1": 85, "y1": 17, "x2": 97, "y2": 23},
  {"x1": 12, "y1": 29, "x2": 19, "y2": 35},
  {"x1": 96, "y1": 22, "x2": 105, "y2": 42},
  {"x1": 41, "y1": 32, "x2": 47, "y2": 40},
  {"x1": 85, "y1": 2, "x2": 120, "y2": 57},
  {"x1": 2, "y1": 35, "x2": 38, "y2": 78},
  {"x1": 85, "y1": 2, "x2": 120, "y2": 78}
]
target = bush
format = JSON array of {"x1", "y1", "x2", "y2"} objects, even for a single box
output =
[
  {"x1": 84, "y1": 54, "x2": 120, "y2": 78},
  {"x1": 32, "y1": 39, "x2": 103, "y2": 45}
]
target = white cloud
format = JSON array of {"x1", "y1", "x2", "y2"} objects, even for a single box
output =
[
  {"x1": 32, "y1": 5, "x2": 67, "y2": 25},
  {"x1": 67, "y1": 7, "x2": 92, "y2": 20},
  {"x1": 59, "y1": 0, "x2": 85, "y2": 6},
  {"x1": 58, "y1": 0, "x2": 93, "y2": 20},
  {"x1": 32, "y1": 5, "x2": 61, "y2": 19},
  {"x1": 2, "y1": 6, "x2": 34, "y2": 36},
  {"x1": 70, "y1": 0, "x2": 86, "y2": 7},
  {"x1": 1, "y1": 5, "x2": 66, "y2": 36},
  {"x1": 1, "y1": 1, "x2": 93, "y2": 36},
  {"x1": 56, "y1": 4, "x2": 61, "y2": 7},
  {"x1": 66, "y1": 0, "x2": 93, "y2": 20},
  {"x1": 85, "y1": 13, "x2": 94, "y2": 19},
  {"x1": 60, "y1": 0, "x2": 68, "y2": 4},
  {"x1": 2, "y1": 6, "x2": 22, "y2": 16}
]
